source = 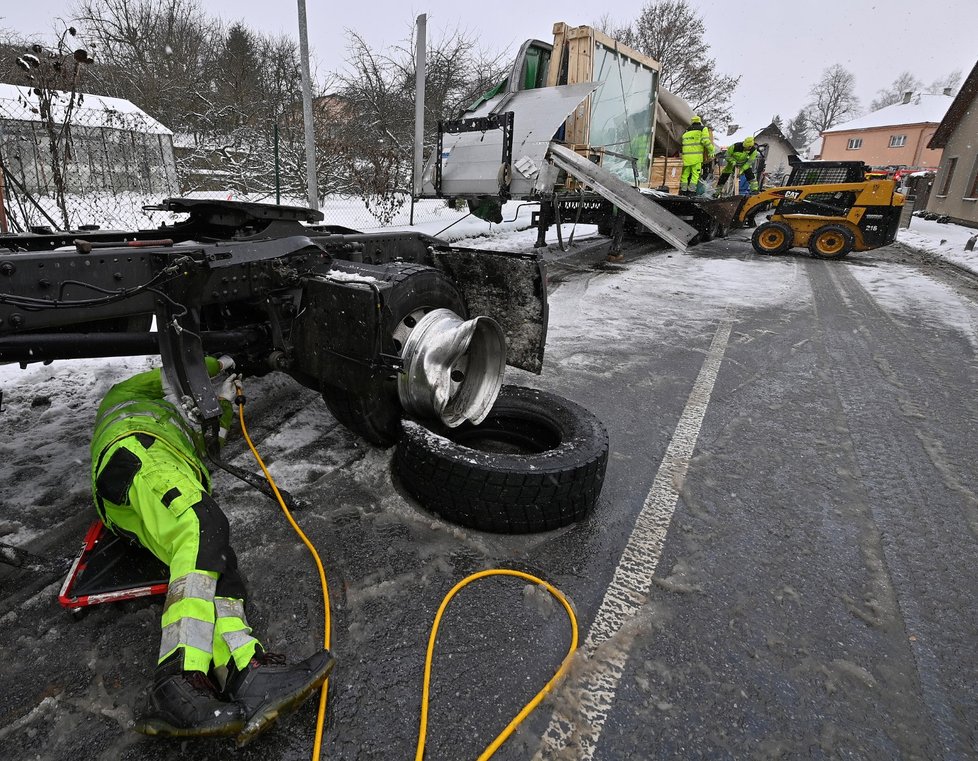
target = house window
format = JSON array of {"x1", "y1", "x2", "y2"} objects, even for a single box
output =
[
  {"x1": 966, "y1": 156, "x2": 978, "y2": 199},
  {"x1": 939, "y1": 157, "x2": 957, "y2": 196},
  {"x1": 889, "y1": 135, "x2": 907, "y2": 148},
  {"x1": 846, "y1": 138, "x2": 863, "y2": 150}
]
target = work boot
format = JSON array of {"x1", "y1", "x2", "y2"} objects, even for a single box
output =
[
  {"x1": 134, "y1": 654, "x2": 245, "y2": 738},
  {"x1": 225, "y1": 648, "x2": 336, "y2": 747}
]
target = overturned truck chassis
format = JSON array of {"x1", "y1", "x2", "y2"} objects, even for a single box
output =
[
  {"x1": 429, "y1": 111, "x2": 742, "y2": 252},
  {"x1": 0, "y1": 198, "x2": 549, "y2": 451}
]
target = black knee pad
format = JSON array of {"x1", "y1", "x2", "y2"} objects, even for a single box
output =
[
  {"x1": 190, "y1": 493, "x2": 232, "y2": 574},
  {"x1": 215, "y1": 547, "x2": 249, "y2": 602}
]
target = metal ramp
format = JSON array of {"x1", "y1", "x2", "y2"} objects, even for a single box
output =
[{"x1": 547, "y1": 143, "x2": 698, "y2": 252}]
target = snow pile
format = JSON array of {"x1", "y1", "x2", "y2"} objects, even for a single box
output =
[
  {"x1": 0, "y1": 355, "x2": 159, "y2": 546},
  {"x1": 898, "y1": 218, "x2": 978, "y2": 276}
]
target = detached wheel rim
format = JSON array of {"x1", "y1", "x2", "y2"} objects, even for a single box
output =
[{"x1": 397, "y1": 308, "x2": 507, "y2": 428}]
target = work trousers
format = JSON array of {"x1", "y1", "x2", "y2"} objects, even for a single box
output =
[
  {"x1": 720, "y1": 166, "x2": 758, "y2": 193},
  {"x1": 93, "y1": 433, "x2": 260, "y2": 673},
  {"x1": 680, "y1": 162, "x2": 703, "y2": 192}
]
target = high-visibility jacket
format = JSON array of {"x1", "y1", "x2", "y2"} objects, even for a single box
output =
[
  {"x1": 725, "y1": 141, "x2": 759, "y2": 171},
  {"x1": 682, "y1": 126, "x2": 715, "y2": 167},
  {"x1": 91, "y1": 356, "x2": 231, "y2": 484}
]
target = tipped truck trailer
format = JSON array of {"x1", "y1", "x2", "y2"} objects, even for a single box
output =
[{"x1": 417, "y1": 22, "x2": 740, "y2": 252}]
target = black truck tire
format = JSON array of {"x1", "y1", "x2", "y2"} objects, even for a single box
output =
[
  {"x1": 393, "y1": 385, "x2": 609, "y2": 534},
  {"x1": 321, "y1": 266, "x2": 467, "y2": 446}
]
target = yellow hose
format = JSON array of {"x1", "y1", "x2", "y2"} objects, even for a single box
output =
[
  {"x1": 415, "y1": 569, "x2": 579, "y2": 761},
  {"x1": 237, "y1": 402, "x2": 332, "y2": 761},
  {"x1": 238, "y1": 399, "x2": 578, "y2": 760}
]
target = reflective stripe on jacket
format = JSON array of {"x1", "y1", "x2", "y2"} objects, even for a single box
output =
[{"x1": 681, "y1": 127, "x2": 715, "y2": 166}]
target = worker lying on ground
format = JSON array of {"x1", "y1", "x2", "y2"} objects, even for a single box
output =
[
  {"x1": 90, "y1": 356, "x2": 335, "y2": 744},
  {"x1": 718, "y1": 135, "x2": 760, "y2": 194}
]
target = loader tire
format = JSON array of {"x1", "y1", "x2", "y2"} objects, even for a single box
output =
[
  {"x1": 808, "y1": 224, "x2": 855, "y2": 259},
  {"x1": 751, "y1": 221, "x2": 793, "y2": 255},
  {"x1": 394, "y1": 385, "x2": 609, "y2": 534},
  {"x1": 321, "y1": 266, "x2": 467, "y2": 446}
]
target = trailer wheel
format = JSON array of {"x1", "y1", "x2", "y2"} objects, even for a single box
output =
[
  {"x1": 321, "y1": 267, "x2": 467, "y2": 446},
  {"x1": 751, "y1": 222, "x2": 793, "y2": 255},
  {"x1": 808, "y1": 224, "x2": 855, "y2": 259},
  {"x1": 393, "y1": 385, "x2": 609, "y2": 534}
]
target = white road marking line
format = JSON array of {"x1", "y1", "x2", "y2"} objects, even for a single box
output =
[{"x1": 535, "y1": 319, "x2": 733, "y2": 760}]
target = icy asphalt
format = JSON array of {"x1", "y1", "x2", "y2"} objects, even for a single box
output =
[{"x1": 2, "y1": 227, "x2": 978, "y2": 760}]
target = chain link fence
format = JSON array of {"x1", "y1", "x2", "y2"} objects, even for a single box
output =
[
  {"x1": 0, "y1": 83, "x2": 181, "y2": 232},
  {"x1": 0, "y1": 84, "x2": 472, "y2": 235}
]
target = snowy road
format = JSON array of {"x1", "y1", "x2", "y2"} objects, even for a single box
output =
[{"x1": 2, "y1": 228, "x2": 978, "y2": 760}]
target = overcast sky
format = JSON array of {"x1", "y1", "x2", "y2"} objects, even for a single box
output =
[{"x1": 2, "y1": 0, "x2": 976, "y2": 130}]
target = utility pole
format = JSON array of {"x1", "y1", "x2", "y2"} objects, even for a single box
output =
[
  {"x1": 412, "y1": 14, "x2": 427, "y2": 199},
  {"x1": 297, "y1": 0, "x2": 319, "y2": 210}
]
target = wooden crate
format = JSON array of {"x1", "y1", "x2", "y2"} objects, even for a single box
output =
[
  {"x1": 650, "y1": 156, "x2": 682, "y2": 194},
  {"x1": 549, "y1": 22, "x2": 662, "y2": 153}
]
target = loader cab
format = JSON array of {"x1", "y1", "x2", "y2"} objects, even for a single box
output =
[{"x1": 786, "y1": 161, "x2": 868, "y2": 186}]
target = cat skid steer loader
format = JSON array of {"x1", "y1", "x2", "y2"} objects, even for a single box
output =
[{"x1": 737, "y1": 161, "x2": 905, "y2": 259}]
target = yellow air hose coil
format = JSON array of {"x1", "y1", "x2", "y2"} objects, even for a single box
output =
[{"x1": 238, "y1": 399, "x2": 579, "y2": 760}]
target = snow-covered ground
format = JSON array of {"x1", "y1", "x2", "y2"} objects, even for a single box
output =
[
  {"x1": 898, "y1": 217, "x2": 978, "y2": 276},
  {"x1": 2, "y1": 211, "x2": 972, "y2": 551}
]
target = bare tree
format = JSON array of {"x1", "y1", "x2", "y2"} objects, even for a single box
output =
[
  {"x1": 925, "y1": 69, "x2": 962, "y2": 96},
  {"x1": 870, "y1": 71, "x2": 924, "y2": 111},
  {"x1": 8, "y1": 25, "x2": 92, "y2": 228},
  {"x1": 74, "y1": 0, "x2": 222, "y2": 132},
  {"x1": 73, "y1": 0, "x2": 320, "y2": 198},
  {"x1": 335, "y1": 22, "x2": 508, "y2": 223},
  {"x1": 602, "y1": 0, "x2": 740, "y2": 127},
  {"x1": 805, "y1": 64, "x2": 860, "y2": 134}
]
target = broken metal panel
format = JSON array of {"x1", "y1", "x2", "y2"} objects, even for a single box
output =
[
  {"x1": 420, "y1": 82, "x2": 598, "y2": 198},
  {"x1": 434, "y1": 112, "x2": 515, "y2": 201},
  {"x1": 655, "y1": 88, "x2": 695, "y2": 156},
  {"x1": 548, "y1": 143, "x2": 697, "y2": 252},
  {"x1": 507, "y1": 39, "x2": 554, "y2": 94}
]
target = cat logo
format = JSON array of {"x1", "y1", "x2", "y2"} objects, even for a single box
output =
[{"x1": 783, "y1": 189, "x2": 802, "y2": 200}]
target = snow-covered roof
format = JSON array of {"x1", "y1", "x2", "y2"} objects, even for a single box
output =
[
  {"x1": 0, "y1": 82, "x2": 171, "y2": 135},
  {"x1": 822, "y1": 93, "x2": 952, "y2": 134},
  {"x1": 804, "y1": 137, "x2": 824, "y2": 159}
]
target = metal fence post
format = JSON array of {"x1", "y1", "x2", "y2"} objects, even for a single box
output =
[
  {"x1": 274, "y1": 123, "x2": 281, "y2": 206},
  {"x1": 297, "y1": 0, "x2": 319, "y2": 211},
  {"x1": 0, "y1": 131, "x2": 8, "y2": 234}
]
